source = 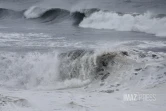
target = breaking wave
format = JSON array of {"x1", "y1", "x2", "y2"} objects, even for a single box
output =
[
  {"x1": 24, "y1": 6, "x2": 99, "y2": 19},
  {"x1": 23, "y1": 6, "x2": 99, "y2": 24},
  {"x1": 80, "y1": 11, "x2": 166, "y2": 37},
  {"x1": 0, "y1": 49, "x2": 166, "y2": 90}
]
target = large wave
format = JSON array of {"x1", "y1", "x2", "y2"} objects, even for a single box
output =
[
  {"x1": 0, "y1": 49, "x2": 166, "y2": 90},
  {"x1": 23, "y1": 6, "x2": 87, "y2": 25},
  {"x1": 80, "y1": 11, "x2": 166, "y2": 37},
  {"x1": 23, "y1": 6, "x2": 101, "y2": 25}
]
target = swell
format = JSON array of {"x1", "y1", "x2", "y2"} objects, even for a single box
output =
[{"x1": 0, "y1": 8, "x2": 23, "y2": 19}]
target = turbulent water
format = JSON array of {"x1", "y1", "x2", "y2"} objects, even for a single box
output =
[{"x1": 0, "y1": 0, "x2": 166, "y2": 90}]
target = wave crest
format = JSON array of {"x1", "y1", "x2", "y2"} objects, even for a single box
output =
[{"x1": 24, "y1": 6, "x2": 49, "y2": 19}]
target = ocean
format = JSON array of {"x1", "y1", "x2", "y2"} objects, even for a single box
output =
[{"x1": 0, "y1": 0, "x2": 166, "y2": 111}]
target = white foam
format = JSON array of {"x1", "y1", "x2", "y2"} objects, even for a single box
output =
[
  {"x1": 80, "y1": 11, "x2": 166, "y2": 37},
  {"x1": 0, "y1": 52, "x2": 60, "y2": 89}
]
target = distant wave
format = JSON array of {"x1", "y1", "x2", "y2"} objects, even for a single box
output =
[
  {"x1": 23, "y1": 6, "x2": 101, "y2": 24},
  {"x1": 80, "y1": 11, "x2": 166, "y2": 37},
  {"x1": 0, "y1": 6, "x2": 96, "y2": 25},
  {"x1": 24, "y1": 6, "x2": 99, "y2": 19},
  {"x1": 0, "y1": 8, "x2": 23, "y2": 19},
  {"x1": 24, "y1": 6, "x2": 166, "y2": 37},
  {"x1": 1, "y1": 6, "x2": 166, "y2": 37},
  {"x1": 24, "y1": 6, "x2": 84, "y2": 24}
]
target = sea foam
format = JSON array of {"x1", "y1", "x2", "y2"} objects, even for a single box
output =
[{"x1": 80, "y1": 11, "x2": 166, "y2": 37}]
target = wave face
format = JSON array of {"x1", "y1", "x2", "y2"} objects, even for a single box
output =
[
  {"x1": 80, "y1": 11, "x2": 166, "y2": 37},
  {"x1": 37, "y1": 8, "x2": 70, "y2": 23}
]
